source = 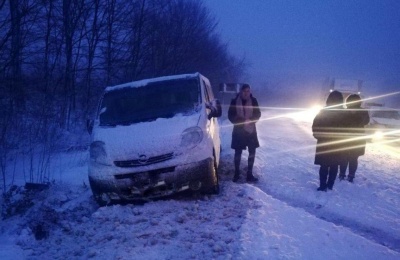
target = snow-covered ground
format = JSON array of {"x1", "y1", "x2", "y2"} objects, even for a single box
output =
[{"x1": 1, "y1": 109, "x2": 400, "y2": 259}]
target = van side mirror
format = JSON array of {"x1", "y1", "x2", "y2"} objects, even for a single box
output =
[
  {"x1": 87, "y1": 119, "x2": 94, "y2": 135},
  {"x1": 213, "y1": 99, "x2": 222, "y2": 117},
  {"x1": 207, "y1": 99, "x2": 222, "y2": 120}
]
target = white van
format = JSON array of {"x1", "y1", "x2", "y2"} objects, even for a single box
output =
[{"x1": 87, "y1": 73, "x2": 222, "y2": 205}]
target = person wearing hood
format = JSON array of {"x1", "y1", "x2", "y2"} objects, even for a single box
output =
[
  {"x1": 228, "y1": 84, "x2": 261, "y2": 183},
  {"x1": 312, "y1": 90, "x2": 346, "y2": 191},
  {"x1": 339, "y1": 94, "x2": 370, "y2": 182}
]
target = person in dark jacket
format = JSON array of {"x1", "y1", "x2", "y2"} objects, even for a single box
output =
[
  {"x1": 339, "y1": 94, "x2": 370, "y2": 182},
  {"x1": 312, "y1": 91, "x2": 346, "y2": 191},
  {"x1": 228, "y1": 84, "x2": 261, "y2": 183}
]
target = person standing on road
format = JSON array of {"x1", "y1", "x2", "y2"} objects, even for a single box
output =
[
  {"x1": 339, "y1": 94, "x2": 370, "y2": 182},
  {"x1": 228, "y1": 84, "x2": 261, "y2": 183},
  {"x1": 312, "y1": 90, "x2": 346, "y2": 191}
]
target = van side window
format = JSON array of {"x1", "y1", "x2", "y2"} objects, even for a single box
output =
[
  {"x1": 203, "y1": 80, "x2": 214, "y2": 103},
  {"x1": 207, "y1": 84, "x2": 214, "y2": 100}
]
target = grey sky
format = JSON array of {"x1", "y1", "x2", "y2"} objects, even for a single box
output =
[{"x1": 204, "y1": 0, "x2": 400, "y2": 86}]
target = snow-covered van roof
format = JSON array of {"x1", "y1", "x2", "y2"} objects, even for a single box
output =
[{"x1": 104, "y1": 72, "x2": 204, "y2": 92}]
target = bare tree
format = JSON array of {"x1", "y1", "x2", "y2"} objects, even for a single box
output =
[
  {"x1": 81, "y1": 0, "x2": 106, "y2": 116},
  {"x1": 102, "y1": 0, "x2": 133, "y2": 85},
  {"x1": 60, "y1": 0, "x2": 87, "y2": 128},
  {"x1": 8, "y1": 0, "x2": 23, "y2": 107},
  {"x1": 131, "y1": 0, "x2": 245, "y2": 84}
]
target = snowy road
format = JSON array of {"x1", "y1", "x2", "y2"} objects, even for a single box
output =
[{"x1": 219, "y1": 109, "x2": 400, "y2": 252}]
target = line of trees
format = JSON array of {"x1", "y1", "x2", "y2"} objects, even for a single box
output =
[{"x1": 0, "y1": 0, "x2": 246, "y2": 190}]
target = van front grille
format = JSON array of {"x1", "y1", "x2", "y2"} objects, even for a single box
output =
[{"x1": 114, "y1": 153, "x2": 174, "y2": 167}]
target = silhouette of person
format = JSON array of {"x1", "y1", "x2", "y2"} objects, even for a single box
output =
[
  {"x1": 339, "y1": 94, "x2": 370, "y2": 182},
  {"x1": 228, "y1": 84, "x2": 261, "y2": 183},
  {"x1": 312, "y1": 91, "x2": 345, "y2": 191}
]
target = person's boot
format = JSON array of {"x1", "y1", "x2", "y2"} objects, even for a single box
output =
[
  {"x1": 246, "y1": 152, "x2": 257, "y2": 183},
  {"x1": 327, "y1": 178, "x2": 335, "y2": 190},
  {"x1": 326, "y1": 169, "x2": 338, "y2": 190},
  {"x1": 338, "y1": 174, "x2": 346, "y2": 181},
  {"x1": 318, "y1": 168, "x2": 328, "y2": 191},
  {"x1": 348, "y1": 171, "x2": 355, "y2": 183},
  {"x1": 246, "y1": 172, "x2": 258, "y2": 183},
  {"x1": 232, "y1": 171, "x2": 240, "y2": 182},
  {"x1": 233, "y1": 151, "x2": 241, "y2": 182}
]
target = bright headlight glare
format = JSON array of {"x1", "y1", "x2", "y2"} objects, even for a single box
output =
[
  {"x1": 90, "y1": 141, "x2": 110, "y2": 165},
  {"x1": 181, "y1": 127, "x2": 203, "y2": 148},
  {"x1": 373, "y1": 131, "x2": 384, "y2": 140},
  {"x1": 311, "y1": 105, "x2": 322, "y2": 113},
  {"x1": 288, "y1": 105, "x2": 322, "y2": 122}
]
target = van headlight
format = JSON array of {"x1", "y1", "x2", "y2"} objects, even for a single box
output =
[
  {"x1": 90, "y1": 141, "x2": 111, "y2": 165},
  {"x1": 181, "y1": 127, "x2": 203, "y2": 149}
]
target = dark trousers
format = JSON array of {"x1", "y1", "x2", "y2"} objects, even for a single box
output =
[
  {"x1": 340, "y1": 154, "x2": 359, "y2": 178},
  {"x1": 234, "y1": 147, "x2": 256, "y2": 175},
  {"x1": 319, "y1": 164, "x2": 338, "y2": 189}
]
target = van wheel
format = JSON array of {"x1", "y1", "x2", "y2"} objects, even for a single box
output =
[
  {"x1": 89, "y1": 178, "x2": 111, "y2": 206},
  {"x1": 92, "y1": 193, "x2": 109, "y2": 207},
  {"x1": 212, "y1": 176, "x2": 220, "y2": 194},
  {"x1": 211, "y1": 156, "x2": 220, "y2": 194},
  {"x1": 202, "y1": 156, "x2": 219, "y2": 195}
]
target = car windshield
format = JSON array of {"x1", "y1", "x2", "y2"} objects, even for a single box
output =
[
  {"x1": 99, "y1": 78, "x2": 200, "y2": 126},
  {"x1": 371, "y1": 110, "x2": 400, "y2": 120}
]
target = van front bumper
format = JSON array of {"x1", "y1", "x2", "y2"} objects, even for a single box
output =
[{"x1": 89, "y1": 157, "x2": 217, "y2": 203}]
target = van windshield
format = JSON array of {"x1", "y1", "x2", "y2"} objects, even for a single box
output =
[{"x1": 99, "y1": 78, "x2": 200, "y2": 126}]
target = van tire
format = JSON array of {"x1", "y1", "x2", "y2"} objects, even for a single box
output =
[
  {"x1": 212, "y1": 176, "x2": 220, "y2": 195},
  {"x1": 93, "y1": 193, "x2": 108, "y2": 207},
  {"x1": 89, "y1": 178, "x2": 111, "y2": 206},
  {"x1": 211, "y1": 155, "x2": 220, "y2": 194}
]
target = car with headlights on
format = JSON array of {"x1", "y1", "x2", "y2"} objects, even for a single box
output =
[
  {"x1": 87, "y1": 73, "x2": 222, "y2": 205},
  {"x1": 366, "y1": 107, "x2": 400, "y2": 143}
]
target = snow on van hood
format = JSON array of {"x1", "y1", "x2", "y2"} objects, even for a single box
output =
[{"x1": 92, "y1": 113, "x2": 200, "y2": 160}]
